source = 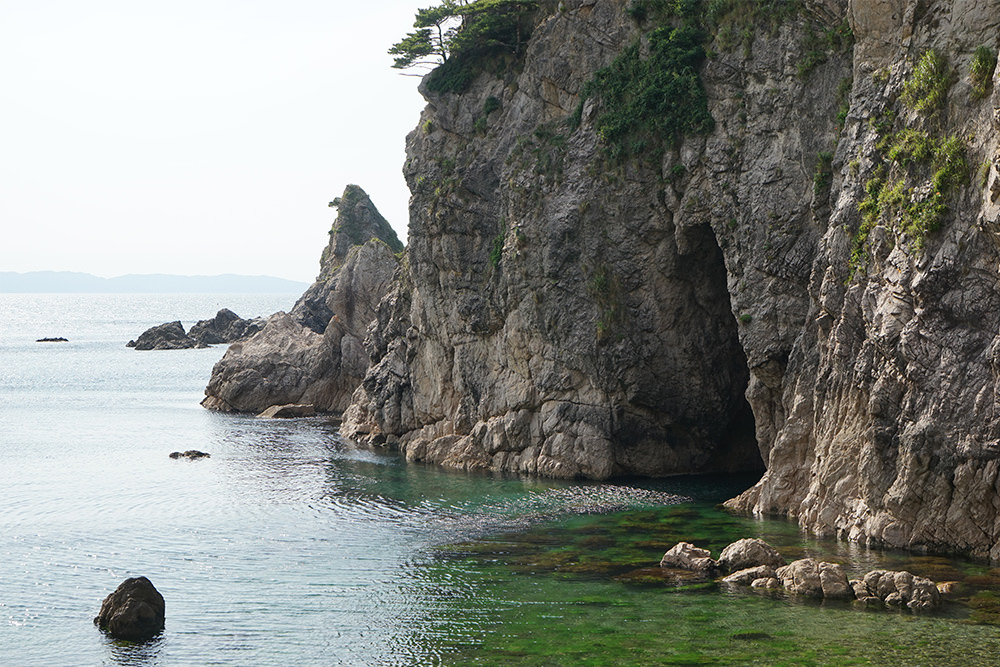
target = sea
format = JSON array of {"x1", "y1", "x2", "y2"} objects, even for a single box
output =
[{"x1": 4, "y1": 293, "x2": 1000, "y2": 666}]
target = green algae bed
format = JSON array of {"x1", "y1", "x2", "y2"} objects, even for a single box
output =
[{"x1": 414, "y1": 476, "x2": 1000, "y2": 666}]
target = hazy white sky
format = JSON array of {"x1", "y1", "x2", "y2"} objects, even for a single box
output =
[{"x1": 1, "y1": 1, "x2": 428, "y2": 283}]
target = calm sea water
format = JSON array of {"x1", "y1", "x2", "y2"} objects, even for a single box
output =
[{"x1": 4, "y1": 294, "x2": 1000, "y2": 666}]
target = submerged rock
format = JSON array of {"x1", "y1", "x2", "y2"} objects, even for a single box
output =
[
  {"x1": 36, "y1": 337, "x2": 68, "y2": 342},
  {"x1": 94, "y1": 576, "x2": 165, "y2": 641}
]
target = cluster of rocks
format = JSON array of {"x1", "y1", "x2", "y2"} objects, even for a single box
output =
[
  {"x1": 661, "y1": 538, "x2": 943, "y2": 611},
  {"x1": 127, "y1": 309, "x2": 263, "y2": 350}
]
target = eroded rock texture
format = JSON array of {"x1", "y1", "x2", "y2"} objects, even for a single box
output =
[
  {"x1": 202, "y1": 185, "x2": 401, "y2": 413},
  {"x1": 338, "y1": 0, "x2": 1000, "y2": 558},
  {"x1": 94, "y1": 576, "x2": 165, "y2": 642}
]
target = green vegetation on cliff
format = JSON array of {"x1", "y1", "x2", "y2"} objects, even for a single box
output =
[
  {"x1": 851, "y1": 51, "x2": 970, "y2": 273},
  {"x1": 576, "y1": 23, "x2": 714, "y2": 162},
  {"x1": 389, "y1": 0, "x2": 539, "y2": 94}
]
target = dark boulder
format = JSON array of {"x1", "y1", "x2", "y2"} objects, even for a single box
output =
[
  {"x1": 94, "y1": 576, "x2": 165, "y2": 641},
  {"x1": 36, "y1": 337, "x2": 68, "y2": 342}
]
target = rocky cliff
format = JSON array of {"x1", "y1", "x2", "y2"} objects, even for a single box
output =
[
  {"x1": 335, "y1": 0, "x2": 1000, "y2": 559},
  {"x1": 202, "y1": 185, "x2": 402, "y2": 413}
]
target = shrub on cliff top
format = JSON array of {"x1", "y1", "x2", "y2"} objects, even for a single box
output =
[{"x1": 389, "y1": 0, "x2": 539, "y2": 94}]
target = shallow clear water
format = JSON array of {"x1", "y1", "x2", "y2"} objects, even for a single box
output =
[{"x1": 3, "y1": 294, "x2": 1000, "y2": 666}]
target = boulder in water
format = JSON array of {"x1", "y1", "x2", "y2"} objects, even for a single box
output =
[
  {"x1": 94, "y1": 576, "x2": 165, "y2": 641},
  {"x1": 659, "y1": 542, "x2": 718, "y2": 572},
  {"x1": 775, "y1": 558, "x2": 852, "y2": 599},
  {"x1": 718, "y1": 538, "x2": 785, "y2": 572}
]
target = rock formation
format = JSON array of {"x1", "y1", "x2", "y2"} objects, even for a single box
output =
[
  {"x1": 128, "y1": 310, "x2": 262, "y2": 350},
  {"x1": 94, "y1": 576, "x2": 165, "y2": 641},
  {"x1": 201, "y1": 185, "x2": 402, "y2": 413},
  {"x1": 334, "y1": 0, "x2": 1000, "y2": 559},
  {"x1": 204, "y1": 0, "x2": 1000, "y2": 559}
]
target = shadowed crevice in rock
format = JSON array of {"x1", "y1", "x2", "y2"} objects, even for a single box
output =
[{"x1": 610, "y1": 223, "x2": 762, "y2": 476}]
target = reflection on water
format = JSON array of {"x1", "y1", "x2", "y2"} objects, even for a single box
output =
[{"x1": 104, "y1": 634, "x2": 165, "y2": 667}]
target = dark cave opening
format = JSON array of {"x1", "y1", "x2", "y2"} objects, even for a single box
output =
[
  {"x1": 610, "y1": 222, "x2": 763, "y2": 478},
  {"x1": 690, "y1": 223, "x2": 764, "y2": 476}
]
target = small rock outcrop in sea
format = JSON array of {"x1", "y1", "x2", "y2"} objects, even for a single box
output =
[
  {"x1": 94, "y1": 576, "x2": 165, "y2": 641},
  {"x1": 257, "y1": 403, "x2": 316, "y2": 419},
  {"x1": 128, "y1": 321, "x2": 192, "y2": 350},
  {"x1": 169, "y1": 450, "x2": 210, "y2": 459},
  {"x1": 127, "y1": 310, "x2": 262, "y2": 350},
  {"x1": 36, "y1": 337, "x2": 68, "y2": 343},
  {"x1": 201, "y1": 185, "x2": 402, "y2": 414}
]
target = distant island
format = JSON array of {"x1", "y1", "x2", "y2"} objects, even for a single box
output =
[{"x1": 0, "y1": 271, "x2": 309, "y2": 294}]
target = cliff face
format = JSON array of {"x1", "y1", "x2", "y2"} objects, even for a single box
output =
[
  {"x1": 202, "y1": 185, "x2": 401, "y2": 414},
  {"x1": 338, "y1": 0, "x2": 1000, "y2": 558}
]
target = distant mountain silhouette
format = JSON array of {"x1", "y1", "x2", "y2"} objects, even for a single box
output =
[{"x1": 0, "y1": 271, "x2": 309, "y2": 294}]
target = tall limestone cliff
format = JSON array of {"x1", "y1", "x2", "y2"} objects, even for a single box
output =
[
  {"x1": 202, "y1": 185, "x2": 402, "y2": 413},
  {"x1": 336, "y1": 0, "x2": 1000, "y2": 559}
]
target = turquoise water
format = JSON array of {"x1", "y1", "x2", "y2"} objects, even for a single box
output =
[{"x1": 3, "y1": 294, "x2": 1000, "y2": 665}]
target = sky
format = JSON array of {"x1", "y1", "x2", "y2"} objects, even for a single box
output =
[{"x1": 1, "y1": 1, "x2": 429, "y2": 283}]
